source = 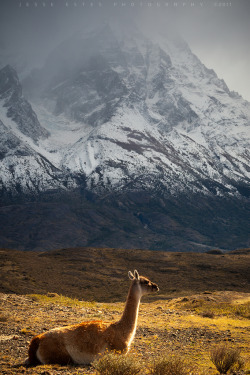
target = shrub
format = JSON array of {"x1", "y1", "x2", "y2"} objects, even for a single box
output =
[
  {"x1": 47, "y1": 292, "x2": 60, "y2": 298},
  {"x1": 93, "y1": 351, "x2": 142, "y2": 375},
  {"x1": 234, "y1": 302, "x2": 250, "y2": 319},
  {"x1": 201, "y1": 311, "x2": 215, "y2": 318},
  {"x1": 210, "y1": 344, "x2": 244, "y2": 374},
  {"x1": 149, "y1": 355, "x2": 191, "y2": 375},
  {"x1": 0, "y1": 313, "x2": 8, "y2": 322},
  {"x1": 206, "y1": 249, "x2": 224, "y2": 255}
]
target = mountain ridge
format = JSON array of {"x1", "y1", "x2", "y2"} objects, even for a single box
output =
[
  {"x1": 1, "y1": 24, "x2": 250, "y2": 198},
  {"x1": 0, "y1": 24, "x2": 249, "y2": 251}
]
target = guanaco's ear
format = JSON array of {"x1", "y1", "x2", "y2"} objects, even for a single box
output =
[
  {"x1": 134, "y1": 270, "x2": 139, "y2": 280},
  {"x1": 128, "y1": 271, "x2": 134, "y2": 280}
]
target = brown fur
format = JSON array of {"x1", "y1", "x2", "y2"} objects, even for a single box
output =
[
  {"x1": 28, "y1": 321, "x2": 107, "y2": 365},
  {"x1": 27, "y1": 271, "x2": 159, "y2": 365},
  {"x1": 27, "y1": 335, "x2": 41, "y2": 366}
]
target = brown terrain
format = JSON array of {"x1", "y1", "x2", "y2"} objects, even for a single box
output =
[{"x1": 0, "y1": 247, "x2": 249, "y2": 374}]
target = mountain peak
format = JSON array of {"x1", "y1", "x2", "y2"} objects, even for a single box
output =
[
  {"x1": 1, "y1": 28, "x2": 250, "y2": 199},
  {"x1": 0, "y1": 64, "x2": 21, "y2": 100},
  {"x1": 0, "y1": 64, "x2": 49, "y2": 142}
]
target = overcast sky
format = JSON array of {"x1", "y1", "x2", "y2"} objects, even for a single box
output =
[{"x1": 1, "y1": 0, "x2": 250, "y2": 101}]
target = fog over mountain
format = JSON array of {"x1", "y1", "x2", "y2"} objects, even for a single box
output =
[
  {"x1": 0, "y1": 0, "x2": 249, "y2": 252},
  {"x1": 1, "y1": 0, "x2": 250, "y2": 100}
]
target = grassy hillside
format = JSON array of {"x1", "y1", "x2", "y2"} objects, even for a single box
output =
[{"x1": 0, "y1": 247, "x2": 249, "y2": 302}]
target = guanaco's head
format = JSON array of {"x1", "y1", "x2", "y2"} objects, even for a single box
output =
[{"x1": 128, "y1": 270, "x2": 159, "y2": 297}]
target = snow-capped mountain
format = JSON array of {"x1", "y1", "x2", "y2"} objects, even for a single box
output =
[
  {"x1": 0, "y1": 65, "x2": 75, "y2": 196},
  {"x1": 0, "y1": 24, "x2": 249, "y2": 251},
  {"x1": 20, "y1": 23, "x2": 250, "y2": 197},
  {"x1": 0, "y1": 65, "x2": 49, "y2": 141}
]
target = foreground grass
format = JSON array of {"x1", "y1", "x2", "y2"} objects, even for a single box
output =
[
  {"x1": 0, "y1": 292, "x2": 249, "y2": 374},
  {"x1": 210, "y1": 345, "x2": 245, "y2": 374},
  {"x1": 93, "y1": 351, "x2": 142, "y2": 375}
]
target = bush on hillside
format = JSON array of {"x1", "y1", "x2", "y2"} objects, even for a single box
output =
[
  {"x1": 93, "y1": 351, "x2": 141, "y2": 375},
  {"x1": 210, "y1": 344, "x2": 244, "y2": 374},
  {"x1": 149, "y1": 354, "x2": 191, "y2": 375}
]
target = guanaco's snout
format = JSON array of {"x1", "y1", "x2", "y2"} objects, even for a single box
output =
[{"x1": 152, "y1": 282, "x2": 159, "y2": 292}]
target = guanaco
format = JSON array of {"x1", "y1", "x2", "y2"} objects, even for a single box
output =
[{"x1": 26, "y1": 269, "x2": 159, "y2": 365}]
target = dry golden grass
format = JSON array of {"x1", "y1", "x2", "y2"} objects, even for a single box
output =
[
  {"x1": 210, "y1": 344, "x2": 244, "y2": 374},
  {"x1": 149, "y1": 354, "x2": 194, "y2": 375},
  {"x1": 0, "y1": 247, "x2": 249, "y2": 374},
  {"x1": 93, "y1": 351, "x2": 142, "y2": 375},
  {"x1": 0, "y1": 291, "x2": 249, "y2": 374}
]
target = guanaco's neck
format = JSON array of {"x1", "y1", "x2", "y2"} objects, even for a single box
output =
[{"x1": 117, "y1": 284, "x2": 141, "y2": 341}]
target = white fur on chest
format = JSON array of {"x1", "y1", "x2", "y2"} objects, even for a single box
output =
[
  {"x1": 126, "y1": 324, "x2": 137, "y2": 349},
  {"x1": 66, "y1": 343, "x2": 107, "y2": 365}
]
